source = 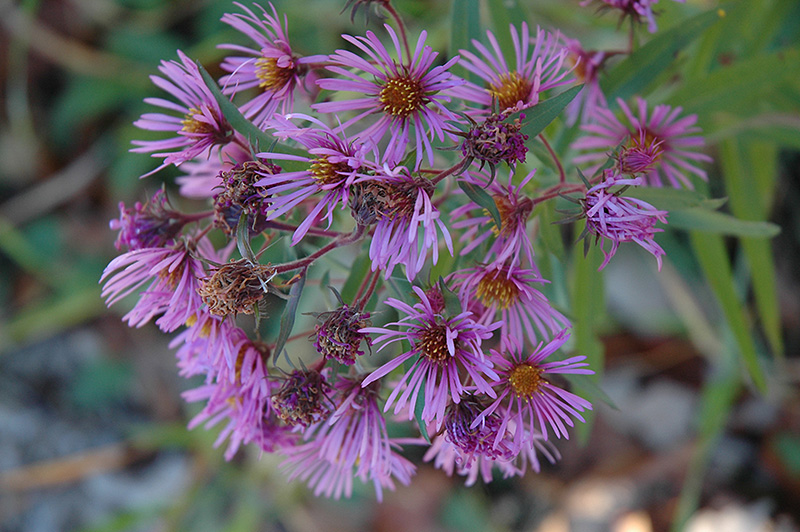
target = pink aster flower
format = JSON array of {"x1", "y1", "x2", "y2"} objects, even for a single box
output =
[
  {"x1": 360, "y1": 286, "x2": 499, "y2": 430},
  {"x1": 581, "y1": 0, "x2": 685, "y2": 34},
  {"x1": 314, "y1": 25, "x2": 463, "y2": 169},
  {"x1": 256, "y1": 114, "x2": 375, "y2": 245},
  {"x1": 350, "y1": 166, "x2": 452, "y2": 280},
  {"x1": 131, "y1": 50, "x2": 235, "y2": 176},
  {"x1": 563, "y1": 37, "x2": 608, "y2": 126},
  {"x1": 100, "y1": 237, "x2": 214, "y2": 333},
  {"x1": 281, "y1": 377, "x2": 415, "y2": 501},
  {"x1": 171, "y1": 311, "x2": 236, "y2": 379},
  {"x1": 450, "y1": 262, "x2": 570, "y2": 346},
  {"x1": 182, "y1": 328, "x2": 279, "y2": 460},
  {"x1": 451, "y1": 168, "x2": 537, "y2": 270},
  {"x1": 218, "y1": 2, "x2": 327, "y2": 127},
  {"x1": 451, "y1": 23, "x2": 573, "y2": 115},
  {"x1": 572, "y1": 96, "x2": 712, "y2": 188},
  {"x1": 475, "y1": 330, "x2": 593, "y2": 450},
  {"x1": 175, "y1": 143, "x2": 252, "y2": 200},
  {"x1": 580, "y1": 171, "x2": 669, "y2": 270}
]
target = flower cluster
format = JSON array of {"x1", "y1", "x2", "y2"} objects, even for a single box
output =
[{"x1": 103, "y1": 0, "x2": 712, "y2": 500}]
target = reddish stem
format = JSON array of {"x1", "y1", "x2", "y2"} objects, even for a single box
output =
[
  {"x1": 274, "y1": 224, "x2": 365, "y2": 274},
  {"x1": 539, "y1": 134, "x2": 566, "y2": 184},
  {"x1": 384, "y1": 2, "x2": 410, "y2": 61},
  {"x1": 356, "y1": 270, "x2": 381, "y2": 310}
]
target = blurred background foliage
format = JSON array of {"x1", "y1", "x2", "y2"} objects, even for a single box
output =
[{"x1": 0, "y1": 0, "x2": 799, "y2": 531}]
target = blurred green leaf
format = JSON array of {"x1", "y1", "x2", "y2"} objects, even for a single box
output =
[
  {"x1": 570, "y1": 221, "x2": 605, "y2": 442},
  {"x1": 673, "y1": 47, "x2": 800, "y2": 117},
  {"x1": 689, "y1": 231, "x2": 766, "y2": 392},
  {"x1": 486, "y1": 0, "x2": 527, "y2": 60},
  {"x1": 623, "y1": 187, "x2": 722, "y2": 212},
  {"x1": 340, "y1": 250, "x2": 371, "y2": 303},
  {"x1": 602, "y1": 6, "x2": 727, "y2": 100},
  {"x1": 564, "y1": 373, "x2": 617, "y2": 410},
  {"x1": 773, "y1": 433, "x2": 800, "y2": 476},
  {"x1": 441, "y1": 488, "x2": 490, "y2": 532},
  {"x1": 70, "y1": 359, "x2": 133, "y2": 410},
  {"x1": 669, "y1": 209, "x2": 780, "y2": 237},
  {"x1": 450, "y1": 0, "x2": 481, "y2": 81},
  {"x1": 720, "y1": 139, "x2": 783, "y2": 357}
]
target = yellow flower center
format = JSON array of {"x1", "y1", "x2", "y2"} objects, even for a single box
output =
[
  {"x1": 181, "y1": 107, "x2": 215, "y2": 135},
  {"x1": 255, "y1": 56, "x2": 295, "y2": 92},
  {"x1": 476, "y1": 270, "x2": 520, "y2": 310},
  {"x1": 628, "y1": 130, "x2": 664, "y2": 161},
  {"x1": 508, "y1": 363, "x2": 544, "y2": 398},
  {"x1": 310, "y1": 156, "x2": 351, "y2": 186},
  {"x1": 379, "y1": 75, "x2": 424, "y2": 118},
  {"x1": 419, "y1": 324, "x2": 451, "y2": 365},
  {"x1": 488, "y1": 71, "x2": 532, "y2": 111}
]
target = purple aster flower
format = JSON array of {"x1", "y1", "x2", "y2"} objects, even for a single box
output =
[
  {"x1": 451, "y1": 23, "x2": 573, "y2": 115},
  {"x1": 310, "y1": 301, "x2": 372, "y2": 366},
  {"x1": 171, "y1": 311, "x2": 236, "y2": 379},
  {"x1": 349, "y1": 166, "x2": 453, "y2": 281},
  {"x1": 450, "y1": 262, "x2": 570, "y2": 346},
  {"x1": 313, "y1": 25, "x2": 463, "y2": 169},
  {"x1": 455, "y1": 111, "x2": 529, "y2": 175},
  {"x1": 281, "y1": 376, "x2": 415, "y2": 501},
  {"x1": 131, "y1": 50, "x2": 235, "y2": 176},
  {"x1": 360, "y1": 286, "x2": 499, "y2": 430},
  {"x1": 580, "y1": 171, "x2": 669, "y2": 270},
  {"x1": 183, "y1": 328, "x2": 280, "y2": 460},
  {"x1": 109, "y1": 190, "x2": 188, "y2": 252},
  {"x1": 451, "y1": 168, "x2": 537, "y2": 270},
  {"x1": 572, "y1": 96, "x2": 712, "y2": 188},
  {"x1": 581, "y1": 0, "x2": 685, "y2": 34},
  {"x1": 256, "y1": 114, "x2": 375, "y2": 245},
  {"x1": 218, "y1": 3, "x2": 327, "y2": 127},
  {"x1": 212, "y1": 160, "x2": 281, "y2": 236},
  {"x1": 271, "y1": 368, "x2": 334, "y2": 428},
  {"x1": 563, "y1": 38, "x2": 608, "y2": 126},
  {"x1": 100, "y1": 236, "x2": 215, "y2": 332},
  {"x1": 475, "y1": 330, "x2": 593, "y2": 450}
]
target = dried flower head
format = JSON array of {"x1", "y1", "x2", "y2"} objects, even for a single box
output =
[
  {"x1": 311, "y1": 304, "x2": 372, "y2": 365},
  {"x1": 457, "y1": 112, "x2": 529, "y2": 175},
  {"x1": 198, "y1": 259, "x2": 277, "y2": 317},
  {"x1": 272, "y1": 369, "x2": 333, "y2": 427},
  {"x1": 213, "y1": 160, "x2": 280, "y2": 236}
]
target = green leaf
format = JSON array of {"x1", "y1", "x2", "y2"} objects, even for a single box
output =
[
  {"x1": 235, "y1": 211, "x2": 258, "y2": 263},
  {"x1": 601, "y1": 6, "x2": 728, "y2": 101},
  {"x1": 517, "y1": 84, "x2": 584, "y2": 139},
  {"x1": 273, "y1": 270, "x2": 306, "y2": 362},
  {"x1": 414, "y1": 374, "x2": 431, "y2": 443},
  {"x1": 450, "y1": 0, "x2": 481, "y2": 81},
  {"x1": 438, "y1": 277, "x2": 462, "y2": 316},
  {"x1": 340, "y1": 250, "x2": 371, "y2": 303},
  {"x1": 457, "y1": 179, "x2": 502, "y2": 230},
  {"x1": 672, "y1": 47, "x2": 800, "y2": 117},
  {"x1": 197, "y1": 62, "x2": 303, "y2": 157},
  {"x1": 564, "y1": 373, "x2": 617, "y2": 410},
  {"x1": 569, "y1": 221, "x2": 606, "y2": 443},
  {"x1": 623, "y1": 187, "x2": 720, "y2": 212},
  {"x1": 486, "y1": 0, "x2": 527, "y2": 60},
  {"x1": 720, "y1": 139, "x2": 783, "y2": 357},
  {"x1": 669, "y1": 209, "x2": 780, "y2": 237},
  {"x1": 689, "y1": 231, "x2": 766, "y2": 392}
]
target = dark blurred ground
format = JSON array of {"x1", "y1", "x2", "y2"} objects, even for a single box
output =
[{"x1": 1, "y1": 1, "x2": 799, "y2": 531}]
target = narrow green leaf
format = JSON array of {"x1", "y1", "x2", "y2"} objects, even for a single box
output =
[
  {"x1": 340, "y1": 250, "x2": 371, "y2": 303},
  {"x1": 517, "y1": 84, "x2": 584, "y2": 139},
  {"x1": 601, "y1": 6, "x2": 728, "y2": 100},
  {"x1": 623, "y1": 187, "x2": 715, "y2": 211},
  {"x1": 720, "y1": 139, "x2": 783, "y2": 357},
  {"x1": 689, "y1": 231, "x2": 766, "y2": 392},
  {"x1": 450, "y1": 0, "x2": 481, "y2": 81},
  {"x1": 669, "y1": 209, "x2": 780, "y2": 237},
  {"x1": 535, "y1": 200, "x2": 567, "y2": 263},
  {"x1": 438, "y1": 277, "x2": 462, "y2": 316},
  {"x1": 486, "y1": 0, "x2": 527, "y2": 60},
  {"x1": 564, "y1": 373, "x2": 617, "y2": 410},
  {"x1": 197, "y1": 63, "x2": 303, "y2": 157},
  {"x1": 273, "y1": 271, "x2": 306, "y2": 361},
  {"x1": 235, "y1": 211, "x2": 257, "y2": 263},
  {"x1": 414, "y1": 374, "x2": 431, "y2": 443},
  {"x1": 458, "y1": 179, "x2": 502, "y2": 230},
  {"x1": 672, "y1": 48, "x2": 800, "y2": 117},
  {"x1": 570, "y1": 221, "x2": 606, "y2": 443}
]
